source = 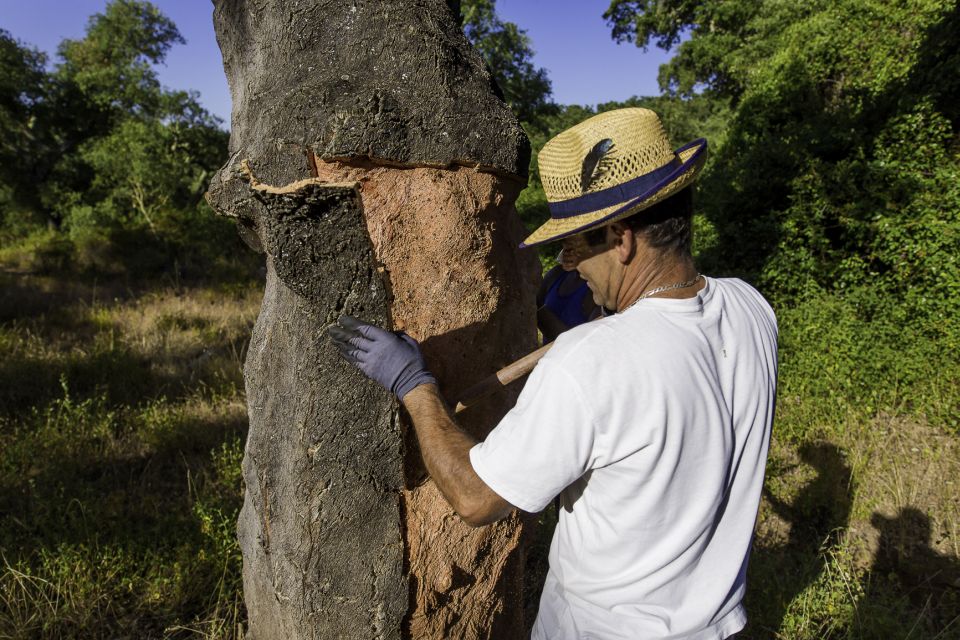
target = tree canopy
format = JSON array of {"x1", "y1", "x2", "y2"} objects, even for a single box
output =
[
  {"x1": 603, "y1": 0, "x2": 959, "y2": 300},
  {"x1": 0, "y1": 0, "x2": 227, "y2": 252},
  {"x1": 0, "y1": 30, "x2": 51, "y2": 224},
  {"x1": 603, "y1": 0, "x2": 959, "y2": 439},
  {"x1": 460, "y1": 0, "x2": 555, "y2": 125}
]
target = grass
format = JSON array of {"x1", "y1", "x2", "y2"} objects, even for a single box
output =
[
  {"x1": 744, "y1": 413, "x2": 960, "y2": 638},
  {"x1": 0, "y1": 262, "x2": 260, "y2": 638},
  {"x1": 1, "y1": 228, "x2": 958, "y2": 638}
]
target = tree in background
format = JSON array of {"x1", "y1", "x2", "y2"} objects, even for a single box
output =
[
  {"x1": 4, "y1": 0, "x2": 551, "y2": 260},
  {"x1": 604, "y1": 0, "x2": 959, "y2": 304},
  {"x1": 460, "y1": 0, "x2": 555, "y2": 126},
  {"x1": 0, "y1": 31, "x2": 51, "y2": 235},
  {"x1": 604, "y1": 0, "x2": 757, "y2": 99},
  {"x1": 0, "y1": 0, "x2": 229, "y2": 276},
  {"x1": 47, "y1": 0, "x2": 227, "y2": 238},
  {"x1": 55, "y1": 0, "x2": 183, "y2": 121}
]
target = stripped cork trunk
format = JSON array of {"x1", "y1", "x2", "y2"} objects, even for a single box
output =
[{"x1": 205, "y1": 1, "x2": 541, "y2": 637}]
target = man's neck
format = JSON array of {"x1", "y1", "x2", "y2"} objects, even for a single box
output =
[{"x1": 615, "y1": 248, "x2": 701, "y2": 311}]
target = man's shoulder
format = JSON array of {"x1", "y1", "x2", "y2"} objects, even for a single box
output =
[
  {"x1": 541, "y1": 313, "x2": 661, "y2": 377},
  {"x1": 711, "y1": 276, "x2": 764, "y2": 298},
  {"x1": 710, "y1": 277, "x2": 778, "y2": 329}
]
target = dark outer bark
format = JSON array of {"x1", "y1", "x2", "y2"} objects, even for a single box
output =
[
  {"x1": 207, "y1": 0, "x2": 529, "y2": 236},
  {"x1": 239, "y1": 181, "x2": 406, "y2": 639},
  {"x1": 206, "y1": 1, "x2": 538, "y2": 638}
]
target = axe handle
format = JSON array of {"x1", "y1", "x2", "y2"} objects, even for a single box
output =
[{"x1": 453, "y1": 342, "x2": 554, "y2": 414}]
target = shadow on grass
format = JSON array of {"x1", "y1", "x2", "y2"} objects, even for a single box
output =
[
  {"x1": 867, "y1": 507, "x2": 960, "y2": 633},
  {"x1": 0, "y1": 332, "x2": 249, "y2": 420},
  {"x1": 744, "y1": 442, "x2": 959, "y2": 638},
  {"x1": 0, "y1": 396, "x2": 247, "y2": 637},
  {"x1": 743, "y1": 442, "x2": 853, "y2": 637}
]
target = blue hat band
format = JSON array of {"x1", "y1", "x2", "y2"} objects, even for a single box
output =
[
  {"x1": 546, "y1": 138, "x2": 707, "y2": 220},
  {"x1": 547, "y1": 157, "x2": 680, "y2": 219}
]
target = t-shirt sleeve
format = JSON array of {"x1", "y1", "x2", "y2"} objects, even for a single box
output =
[{"x1": 469, "y1": 360, "x2": 602, "y2": 513}]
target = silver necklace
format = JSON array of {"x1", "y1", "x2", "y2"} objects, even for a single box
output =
[{"x1": 620, "y1": 274, "x2": 703, "y2": 313}]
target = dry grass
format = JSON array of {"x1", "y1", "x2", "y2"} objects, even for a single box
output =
[
  {"x1": 0, "y1": 270, "x2": 260, "y2": 639},
  {"x1": 743, "y1": 413, "x2": 960, "y2": 639}
]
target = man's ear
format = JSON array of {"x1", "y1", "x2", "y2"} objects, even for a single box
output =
[{"x1": 610, "y1": 222, "x2": 634, "y2": 264}]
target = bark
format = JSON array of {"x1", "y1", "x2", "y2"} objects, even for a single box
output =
[{"x1": 206, "y1": 1, "x2": 540, "y2": 638}]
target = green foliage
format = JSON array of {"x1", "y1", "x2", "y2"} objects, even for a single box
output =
[
  {"x1": 461, "y1": 0, "x2": 556, "y2": 125},
  {"x1": 605, "y1": 0, "x2": 762, "y2": 98},
  {"x1": 745, "y1": 537, "x2": 937, "y2": 639},
  {"x1": 49, "y1": 1, "x2": 226, "y2": 235},
  {"x1": 605, "y1": 0, "x2": 960, "y2": 434},
  {"x1": 54, "y1": 0, "x2": 184, "y2": 119},
  {"x1": 0, "y1": 31, "x2": 51, "y2": 227},
  {"x1": 72, "y1": 115, "x2": 226, "y2": 236},
  {"x1": 0, "y1": 31, "x2": 46, "y2": 130},
  {"x1": 0, "y1": 0, "x2": 228, "y2": 264}
]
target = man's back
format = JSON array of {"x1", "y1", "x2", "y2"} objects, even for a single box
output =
[{"x1": 471, "y1": 277, "x2": 778, "y2": 639}]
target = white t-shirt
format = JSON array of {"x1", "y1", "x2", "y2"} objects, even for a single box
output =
[{"x1": 470, "y1": 277, "x2": 778, "y2": 640}]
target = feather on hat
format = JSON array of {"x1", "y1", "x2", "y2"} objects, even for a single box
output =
[{"x1": 522, "y1": 108, "x2": 707, "y2": 248}]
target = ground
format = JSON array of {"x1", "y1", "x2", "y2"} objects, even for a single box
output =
[{"x1": 0, "y1": 265, "x2": 258, "y2": 638}]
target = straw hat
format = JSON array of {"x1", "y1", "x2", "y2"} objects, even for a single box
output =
[{"x1": 521, "y1": 108, "x2": 708, "y2": 248}]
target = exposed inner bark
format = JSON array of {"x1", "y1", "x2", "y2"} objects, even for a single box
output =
[{"x1": 312, "y1": 159, "x2": 539, "y2": 637}]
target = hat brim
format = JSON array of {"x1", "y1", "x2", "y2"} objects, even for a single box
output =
[{"x1": 520, "y1": 138, "x2": 708, "y2": 248}]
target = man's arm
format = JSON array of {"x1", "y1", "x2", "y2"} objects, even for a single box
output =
[
  {"x1": 402, "y1": 384, "x2": 514, "y2": 527},
  {"x1": 327, "y1": 316, "x2": 514, "y2": 527}
]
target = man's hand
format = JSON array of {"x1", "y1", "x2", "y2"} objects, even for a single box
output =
[
  {"x1": 328, "y1": 317, "x2": 512, "y2": 527},
  {"x1": 328, "y1": 315, "x2": 437, "y2": 400}
]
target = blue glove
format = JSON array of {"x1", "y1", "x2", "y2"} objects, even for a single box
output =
[{"x1": 328, "y1": 315, "x2": 437, "y2": 400}]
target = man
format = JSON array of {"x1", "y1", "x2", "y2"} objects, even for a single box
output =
[{"x1": 329, "y1": 108, "x2": 778, "y2": 639}]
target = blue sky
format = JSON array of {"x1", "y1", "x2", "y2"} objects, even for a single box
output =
[{"x1": 1, "y1": 1, "x2": 674, "y2": 127}]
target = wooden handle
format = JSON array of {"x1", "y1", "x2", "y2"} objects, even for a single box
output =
[{"x1": 453, "y1": 342, "x2": 554, "y2": 414}]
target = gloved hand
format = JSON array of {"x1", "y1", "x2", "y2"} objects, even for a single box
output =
[{"x1": 327, "y1": 315, "x2": 437, "y2": 400}]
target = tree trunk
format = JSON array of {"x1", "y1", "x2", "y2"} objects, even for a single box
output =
[{"x1": 205, "y1": 1, "x2": 540, "y2": 638}]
